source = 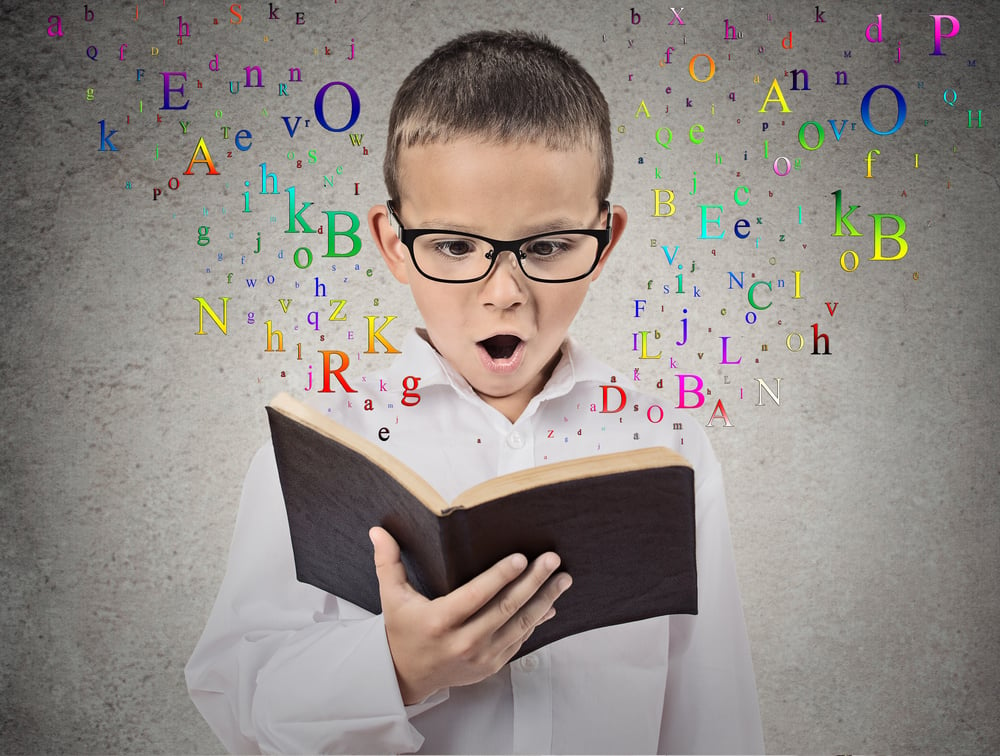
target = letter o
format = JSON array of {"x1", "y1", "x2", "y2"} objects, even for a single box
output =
[
  {"x1": 860, "y1": 84, "x2": 907, "y2": 136},
  {"x1": 647, "y1": 404, "x2": 664, "y2": 424},
  {"x1": 721, "y1": 308, "x2": 727, "y2": 316},
  {"x1": 786, "y1": 332, "x2": 805, "y2": 352},
  {"x1": 840, "y1": 249, "x2": 860, "y2": 272},
  {"x1": 294, "y1": 246, "x2": 313, "y2": 269},
  {"x1": 688, "y1": 53, "x2": 716, "y2": 82},
  {"x1": 797, "y1": 121, "x2": 825, "y2": 150},
  {"x1": 215, "y1": 109, "x2": 223, "y2": 118},
  {"x1": 773, "y1": 157, "x2": 792, "y2": 176},
  {"x1": 267, "y1": 274, "x2": 275, "y2": 284},
  {"x1": 745, "y1": 311, "x2": 757, "y2": 324},
  {"x1": 314, "y1": 81, "x2": 361, "y2": 133},
  {"x1": 286, "y1": 151, "x2": 295, "y2": 160},
  {"x1": 167, "y1": 176, "x2": 180, "y2": 190}
]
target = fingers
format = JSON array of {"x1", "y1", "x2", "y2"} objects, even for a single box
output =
[
  {"x1": 489, "y1": 568, "x2": 572, "y2": 652},
  {"x1": 462, "y1": 552, "x2": 571, "y2": 641},
  {"x1": 370, "y1": 527, "x2": 413, "y2": 599},
  {"x1": 438, "y1": 552, "x2": 531, "y2": 623}
]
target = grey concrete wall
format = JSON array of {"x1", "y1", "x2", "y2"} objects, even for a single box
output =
[{"x1": 1, "y1": 1, "x2": 997, "y2": 752}]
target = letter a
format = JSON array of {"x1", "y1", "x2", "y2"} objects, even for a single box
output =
[
  {"x1": 635, "y1": 99, "x2": 651, "y2": 118},
  {"x1": 758, "y1": 79, "x2": 792, "y2": 113},
  {"x1": 705, "y1": 399, "x2": 734, "y2": 426},
  {"x1": 183, "y1": 137, "x2": 221, "y2": 175},
  {"x1": 47, "y1": 15, "x2": 64, "y2": 37}
]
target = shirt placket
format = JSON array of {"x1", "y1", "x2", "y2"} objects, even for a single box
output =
[
  {"x1": 497, "y1": 423, "x2": 536, "y2": 477},
  {"x1": 510, "y1": 648, "x2": 553, "y2": 753}
]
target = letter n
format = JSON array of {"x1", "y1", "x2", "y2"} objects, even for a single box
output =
[{"x1": 194, "y1": 296, "x2": 230, "y2": 334}]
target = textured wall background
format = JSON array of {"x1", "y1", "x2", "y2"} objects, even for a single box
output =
[{"x1": 1, "y1": 1, "x2": 997, "y2": 752}]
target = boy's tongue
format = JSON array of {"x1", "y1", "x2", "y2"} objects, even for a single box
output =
[{"x1": 480, "y1": 334, "x2": 521, "y2": 360}]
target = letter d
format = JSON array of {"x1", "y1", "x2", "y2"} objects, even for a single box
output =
[{"x1": 600, "y1": 385, "x2": 627, "y2": 413}]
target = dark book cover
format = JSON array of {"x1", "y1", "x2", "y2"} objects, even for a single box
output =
[{"x1": 267, "y1": 399, "x2": 697, "y2": 658}]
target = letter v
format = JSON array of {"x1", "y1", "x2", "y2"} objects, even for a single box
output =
[
  {"x1": 661, "y1": 245, "x2": 679, "y2": 265},
  {"x1": 282, "y1": 116, "x2": 302, "y2": 138},
  {"x1": 828, "y1": 119, "x2": 848, "y2": 141},
  {"x1": 825, "y1": 301, "x2": 839, "y2": 316}
]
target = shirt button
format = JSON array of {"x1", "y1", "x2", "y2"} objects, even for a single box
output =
[
  {"x1": 506, "y1": 431, "x2": 524, "y2": 449},
  {"x1": 520, "y1": 654, "x2": 539, "y2": 672}
]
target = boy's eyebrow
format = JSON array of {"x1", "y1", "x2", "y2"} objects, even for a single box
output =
[{"x1": 419, "y1": 216, "x2": 592, "y2": 236}]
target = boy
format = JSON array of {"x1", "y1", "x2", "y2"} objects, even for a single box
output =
[{"x1": 186, "y1": 31, "x2": 763, "y2": 754}]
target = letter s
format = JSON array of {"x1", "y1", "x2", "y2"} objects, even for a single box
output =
[{"x1": 229, "y1": 3, "x2": 243, "y2": 24}]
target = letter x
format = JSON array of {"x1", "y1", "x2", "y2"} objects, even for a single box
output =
[{"x1": 669, "y1": 7, "x2": 685, "y2": 25}]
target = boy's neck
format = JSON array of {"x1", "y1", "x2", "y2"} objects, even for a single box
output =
[{"x1": 473, "y1": 349, "x2": 562, "y2": 424}]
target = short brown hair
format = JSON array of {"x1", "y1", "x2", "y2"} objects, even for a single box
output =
[{"x1": 383, "y1": 30, "x2": 613, "y2": 205}]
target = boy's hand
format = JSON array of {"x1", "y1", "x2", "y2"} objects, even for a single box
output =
[{"x1": 369, "y1": 526, "x2": 571, "y2": 705}]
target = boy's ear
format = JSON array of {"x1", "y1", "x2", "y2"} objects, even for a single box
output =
[
  {"x1": 590, "y1": 203, "x2": 628, "y2": 281},
  {"x1": 368, "y1": 204, "x2": 410, "y2": 284}
]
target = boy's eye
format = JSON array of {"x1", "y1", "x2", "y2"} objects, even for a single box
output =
[
  {"x1": 431, "y1": 238, "x2": 479, "y2": 257},
  {"x1": 523, "y1": 238, "x2": 569, "y2": 257}
]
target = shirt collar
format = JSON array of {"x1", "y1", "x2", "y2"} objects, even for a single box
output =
[{"x1": 387, "y1": 328, "x2": 612, "y2": 420}]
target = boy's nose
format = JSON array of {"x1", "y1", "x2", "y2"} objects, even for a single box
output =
[{"x1": 480, "y1": 249, "x2": 527, "y2": 307}]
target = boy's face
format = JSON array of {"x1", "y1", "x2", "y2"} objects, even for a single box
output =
[{"x1": 369, "y1": 138, "x2": 627, "y2": 422}]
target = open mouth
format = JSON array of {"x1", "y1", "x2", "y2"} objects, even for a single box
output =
[{"x1": 479, "y1": 334, "x2": 522, "y2": 360}]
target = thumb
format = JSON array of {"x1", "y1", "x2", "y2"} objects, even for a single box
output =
[{"x1": 370, "y1": 526, "x2": 412, "y2": 597}]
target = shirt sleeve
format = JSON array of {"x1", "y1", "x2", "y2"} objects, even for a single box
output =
[
  {"x1": 184, "y1": 443, "x2": 448, "y2": 755},
  {"x1": 658, "y1": 430, "x2": 765, "y2": 755}
]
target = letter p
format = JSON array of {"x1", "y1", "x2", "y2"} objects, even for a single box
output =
[{"x1": 929, "y1": 15, "x2": 960, "y2": 55}]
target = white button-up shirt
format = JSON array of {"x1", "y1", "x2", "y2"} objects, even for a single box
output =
[{"x1": 186, "y1": 330, "x2": 764, "y2": 754}]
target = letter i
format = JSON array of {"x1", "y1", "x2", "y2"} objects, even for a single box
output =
[
  {"x1": 354, "y1": 182, "x2": 359, "y2": 195},
  {"x1": 154, "y1": 145, "x2": 159, "y2": 160},
  {"x1": 243, "y1": 180, "x2": 252, "y2": 212}
]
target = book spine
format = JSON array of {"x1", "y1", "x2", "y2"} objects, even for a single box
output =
[{"x1": 438, "y1": 511, "x2": 475, "y2": 593}]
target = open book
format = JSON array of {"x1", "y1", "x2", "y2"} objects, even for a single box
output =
[{"x1": 266, "y1": 391, "x2": 697, "y2": 657}]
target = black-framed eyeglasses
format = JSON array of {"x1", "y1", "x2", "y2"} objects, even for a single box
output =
[{"x1": 386, "y1": 200, "x2": 612, "y2": 284}]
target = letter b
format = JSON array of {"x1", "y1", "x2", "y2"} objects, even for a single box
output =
[{"x1": 870, "y1": 213, "x2": 908, "y2": 260}]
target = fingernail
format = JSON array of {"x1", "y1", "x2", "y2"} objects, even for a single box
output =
[{"x1": 558, "y1": 575, "x2": 572, "y2": 592}]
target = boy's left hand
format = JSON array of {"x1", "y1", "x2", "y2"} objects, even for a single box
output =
[{"x1": 370, "y1": 526, "x2": 571, "y2": 705}]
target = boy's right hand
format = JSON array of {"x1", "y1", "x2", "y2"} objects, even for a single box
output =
[{"x1": 369, "y1": 526, "x2": 571, "y2": 706}]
